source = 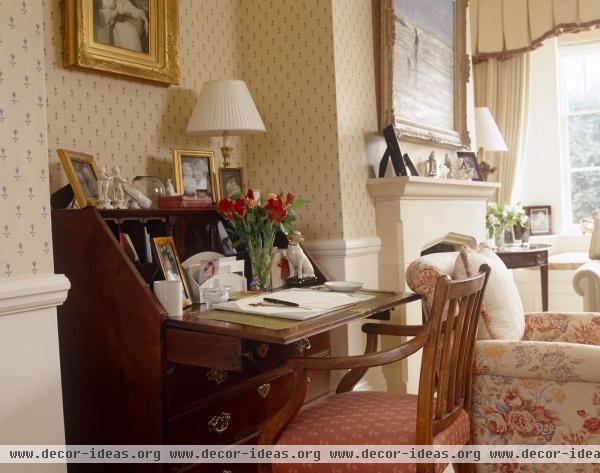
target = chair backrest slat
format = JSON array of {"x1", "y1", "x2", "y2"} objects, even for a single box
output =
[{"x1": 416, "y1": 264, "x2": 490, "y2": 443}]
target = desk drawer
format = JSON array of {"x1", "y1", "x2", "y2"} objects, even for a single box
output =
[
  {"x1": 167, "y1": 332, "x2": 330, "y2": 414},
  {"x1": 166, "y1": 329, "x2": 242, "y2": 371},
  {"x1": 167, "y1": 369, "x2": 293, "y2": 445}
]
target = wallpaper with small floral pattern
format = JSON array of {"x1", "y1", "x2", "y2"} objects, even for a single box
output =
[
  {"x1": 43, "y1": 0, "x2": 243, "y2": 192},
  {"x1": 0, "y1": 0, "x2": 54, "y2": 278},
  {"x1": 2, "y1": 0, "x2": 453, "y2": 279}
]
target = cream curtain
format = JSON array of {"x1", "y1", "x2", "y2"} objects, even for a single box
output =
[
  {"x1": 474, "y1": 55, "x2": 530, "y2": 203},
  {"x1": 471, "y1": 0, "x2": 600, "y2": 60}
]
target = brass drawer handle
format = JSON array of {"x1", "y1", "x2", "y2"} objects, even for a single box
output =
[
  {"x1": 208, "y1": 412, "x2": 231, "y2": 434},
  {"x1": 294, "y1": 338, "x2": 311, "y2": 354},
  {"x1": 258, "y1": 383, "x2": 271, "y2": 399},
  {"x1": 256, "y1": 343, "x2": 270, "y2": 358},
  {"x1": 206, "y1": 368, "x2": 228, "y2": 385}
]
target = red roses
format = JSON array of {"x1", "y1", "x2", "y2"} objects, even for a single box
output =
[
  {"x1": 265, "y1": 195, "x2": 286, "y2": 223},
  {"x1": 218, "y1": 191, "x2": 301, "y2": 225},
  {"x1": 217, "y1": 198, "x2": 234, "y2": 217}
]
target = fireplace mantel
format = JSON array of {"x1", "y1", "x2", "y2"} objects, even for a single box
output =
[
  {"x1": 367, "y1": 175, "x2": 500, "y2": 395},
  {"x1": 367, "y1": 176, "x2": 500, "y2": 201}
]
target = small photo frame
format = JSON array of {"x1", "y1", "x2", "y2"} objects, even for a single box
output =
[
  {"x1": 57, "y1": 149, "x2": 101, "y2": 208},
  {"x1": 525, "y1": 206, "x2": 552, "y2": 236},
  {"x1": 457, "y1": 151, "x2": 483, "y2": 181},
  {"x1": 153, "y1": 236, "x2": 192, "y2": 308},
  {"x1": 218, "y1": 167, "x2": 245, "y2": 199},
  {"x1": 173, "y1": 150, "x2": 217, "y2": 202}
]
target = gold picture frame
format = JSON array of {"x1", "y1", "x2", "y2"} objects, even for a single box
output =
[
  {"x1": 153, "y1": 236, "x2": 192, "y2": 308},
  {"x1": 63, "y1": 0, "x2": 180, "y2": 86},
  {"x1": 381, "y1": 0, "x2": 470, "y2": 149},
  {"x1": 217, "y1": 167, "x2": 245, "y2": 200},
  {"x1": 172, "y1": 150, "x2": 218, "y2": 203},
  {"x1": 57, "y1": 149, "x2": 101, "y2": 208}
]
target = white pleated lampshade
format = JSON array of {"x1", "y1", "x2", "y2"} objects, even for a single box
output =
[
  {"x1": 186, "y1": 80, "x2": 266, "y2": 135},
  {"x1": 474, "y1": 107, "x2": 508, "y2": 152}
]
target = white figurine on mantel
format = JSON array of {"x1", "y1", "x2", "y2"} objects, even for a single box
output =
[
  {"x1": 166, "y1": 178, "x2": 177, "y2": 196},
  {"x1": 97, "y1": 165, "x2": 113, "y2": 209},
  {"x1": 286, "y1": 231, "x2": 315, "y2": 279},
  {"x1": 111, "y1": 165, "x2": 128, "y2": 208}
]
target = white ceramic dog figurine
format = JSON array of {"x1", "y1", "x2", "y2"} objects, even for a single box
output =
[{"x1": 286, "y1": 231, "x2": 315, "y2": 279}]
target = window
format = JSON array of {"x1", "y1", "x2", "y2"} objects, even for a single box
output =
[{"x1": 559, "y1": 42, "x2": 600, "y2": 226}]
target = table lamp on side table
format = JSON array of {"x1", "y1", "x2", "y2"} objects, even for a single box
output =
[
  {"x1": 186, "y1": 79, "x2": 266, "y2": 168},
  {"x1": 474, "y1": 107, "x2": 507, "y2": 181}
]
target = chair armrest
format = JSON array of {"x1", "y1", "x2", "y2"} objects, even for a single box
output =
[
  {"x1": 523, "y1": 312, "x2": 600, "y2": 345},
  {"x1": 289, "y1": 326, "x2": 429, "y2": 371},
  {"x1": 362, "y1": 323, "x2": 425, "y2": 337},
  {"x1": 474, "y1": 339, "x2": 600, "y2": 383},
  {"x1": 259, "y1": 327, "x2": 430, "y2": 446}
]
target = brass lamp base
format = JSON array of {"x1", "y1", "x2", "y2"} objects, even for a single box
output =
[{"x1": 220, "y1": 144, "x2": 233, "y2": 169}]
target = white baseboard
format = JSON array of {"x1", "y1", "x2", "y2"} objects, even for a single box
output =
[{"x1": 0, "y1": 274, "x2": 70, "y2": 317}]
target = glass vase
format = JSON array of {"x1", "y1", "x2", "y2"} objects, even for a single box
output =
[
  {"x1": 493, "y1": 225, "x2": 505, "y2": 249},
  {"x1": 247, "y1": 246, "x2": 273, "y2": 292}
]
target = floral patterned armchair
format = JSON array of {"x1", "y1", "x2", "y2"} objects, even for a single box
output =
[{"x1": 406, "y1": 252, "x2": 600, "y2": 473}]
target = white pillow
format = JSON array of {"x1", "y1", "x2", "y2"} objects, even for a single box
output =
[{"x1": 453, "y1": 246, "x2": 525, "y2": 340}]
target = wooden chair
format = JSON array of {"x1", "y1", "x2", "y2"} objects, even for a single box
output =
[{"x1": 259, "y1": 265, "x2": 491, "y2": 473}]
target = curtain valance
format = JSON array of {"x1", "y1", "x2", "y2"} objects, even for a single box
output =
[{"x1": 471, "y1": 0, "x2": 600, "y2": 61}]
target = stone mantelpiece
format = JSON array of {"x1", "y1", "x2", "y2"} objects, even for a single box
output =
[
  {"x1": 367, "y1": 176, "x2": 500, "y2": 201},
  {"x1": 367, "y1": 176, "x2": 499, "y2": 394}
]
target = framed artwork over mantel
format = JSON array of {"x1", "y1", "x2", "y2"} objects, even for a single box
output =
[
  {"x1": 63, "y1": 0, "x2": 180, "y2": 86},
  {"x1": 381, "y1": 0, "x2": 470, "y2": 149}
]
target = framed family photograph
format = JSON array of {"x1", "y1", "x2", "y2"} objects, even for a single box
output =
[
  {"x1": 457, "y1": 151, "x2": 483, "y2": 181},
  {"x1": 153, "y1": 236, "x2": 192, "y2": 308},
  {"x1": 63, "y1": 0, "x2": 179, "y2": 85},
  {"x1": 172, "y1": 150, "x2": 218, "y2": 202},
  {"x1": 218, "y1": 167, "x2": 244, "y2": 199},
  {"x1": 57, "y1": 149, "x2": 101, "y2": 208},
  {"x1": 525, "y1": 206, "x2": 552, "y2": 236}
]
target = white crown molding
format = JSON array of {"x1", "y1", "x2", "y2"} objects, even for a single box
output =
[
  {"x1": 303, "y1": 237, "x2": 382, "y2": 259},
  {"x1": 0, "y1": 274, "x2": 70, "y2": 317}
]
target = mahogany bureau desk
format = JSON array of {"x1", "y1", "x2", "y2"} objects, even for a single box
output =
[{"x1": 52, "y1": 208, "x2": 418, "y2": 473}]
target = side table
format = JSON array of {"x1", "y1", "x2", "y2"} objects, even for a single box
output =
[{"x1": 495, "y1": 243, "x2": 551, "y2": 311}]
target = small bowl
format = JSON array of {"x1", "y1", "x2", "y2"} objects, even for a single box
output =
[
  {"x1": 201, "y1": 286, "x2": 231, "y2": 309},
  {"x1": 324, "y1": 281, "x2": 363, "y2": 293}
]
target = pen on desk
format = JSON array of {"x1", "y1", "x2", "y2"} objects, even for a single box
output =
[{"x1": 263, "y1": 297, "x2": 300, "y2": 307}]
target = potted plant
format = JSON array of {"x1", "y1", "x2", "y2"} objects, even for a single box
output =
[{"x1": 486, "y1": 202, "x2": 528, "y2": 248}]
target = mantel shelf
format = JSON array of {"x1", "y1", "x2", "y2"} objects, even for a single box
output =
[{"x1": 366, "y1": 176, "x2": 500, "y2": 201}]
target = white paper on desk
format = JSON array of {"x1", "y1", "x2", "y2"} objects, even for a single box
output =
[{"x1": 213, "y1": 289, "x2": 374, "y2": 320}]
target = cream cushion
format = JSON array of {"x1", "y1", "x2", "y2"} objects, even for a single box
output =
[{"x1": 453, "y1": 246, "x2": 525, "y2": 340}]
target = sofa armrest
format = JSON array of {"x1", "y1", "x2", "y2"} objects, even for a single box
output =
[
  {"x1": 474, "y1": 339, "x2": 600, "y2": 383},
  {"x1": 573, "y1": 261, "x2": 600, "y2": 311},
  {"x1": 523, "y1": 312, "x2": 600, "y2": 345}
]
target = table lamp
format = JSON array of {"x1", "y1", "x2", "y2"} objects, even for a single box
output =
[
  {"x1": 474, "y1": 107, "x2": 507, "y2": 181},
  {"x1": 186, "y1": 80, "x2": 266, "y2": 168}
]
